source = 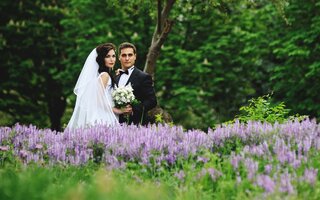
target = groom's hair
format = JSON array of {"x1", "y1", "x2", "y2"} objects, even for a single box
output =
[{"x1": 118, "y1": 42, "x2": 136, "y2": 55}]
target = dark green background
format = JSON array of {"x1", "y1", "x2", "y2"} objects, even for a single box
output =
[{"x1": 1, "y1": 0, "x2": 319, "y2": 130}]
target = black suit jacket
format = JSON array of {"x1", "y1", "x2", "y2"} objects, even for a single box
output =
[{"x1": 115, "y1": 67, "x2": 157, "y2": 125}]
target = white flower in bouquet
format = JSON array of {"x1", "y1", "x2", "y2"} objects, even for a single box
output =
[{"x1": 112, "y1": 83, "x2": 137, "y2": 108}]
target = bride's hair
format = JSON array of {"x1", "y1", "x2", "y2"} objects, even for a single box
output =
[{"x1": 96, "y1": 43, "x2": 116, "y2": 87}]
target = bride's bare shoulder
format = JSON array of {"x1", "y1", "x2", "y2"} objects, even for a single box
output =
[
  {"x1": 99, "y1": 72, "x2": 110, "y2": 78},
  {"x1": 99, "y1": 72, "x2": 110, "y2": 87}
]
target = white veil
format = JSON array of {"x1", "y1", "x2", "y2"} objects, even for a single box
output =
[{"x1": 66, "y1": 48, "x2": 119, "y2": 129}]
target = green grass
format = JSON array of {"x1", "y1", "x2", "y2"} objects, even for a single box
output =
[{"x1": 0, "y1": 163, "x2": 217, "y2": 200}]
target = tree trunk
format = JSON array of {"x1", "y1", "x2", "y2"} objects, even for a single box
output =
[
  {"x1": 143, "y1": 0, "x2": 175, "y2": 78},
  {"x1": 46, "y1": 74, "x2": 67, "y2": 131},
  {"x1": 48, "y1": 95, "x2": 66, "y2": 131},
  {"x1": 144, "y1": 0, "x2": 176, "y2": 123}
]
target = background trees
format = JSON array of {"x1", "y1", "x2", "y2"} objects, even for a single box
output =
[
  {"x1": 268, "y1": 0, "x2": 320, "y2": 119},
  {"x1": 0, "y1": 0, "x2": 69, "y2": 130},
  {"x1": 0, "y1": 0, "x2": 319, "y2": 130}
]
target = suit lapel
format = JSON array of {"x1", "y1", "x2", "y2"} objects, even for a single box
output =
[
  {"x1": 125, "y1": 68, "x2": 138, "y2": 86},
  {"x1": 115, "y1": 74, "x2": 121, "y2": 87}
]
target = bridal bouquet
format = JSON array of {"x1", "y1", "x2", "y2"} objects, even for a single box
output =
[{"x1": 112, "y1": 83, "x2": 137, "y2": 109}]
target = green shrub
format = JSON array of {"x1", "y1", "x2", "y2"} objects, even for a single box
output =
[
  {"x1": 237, "y1": 94, "x2": 290, "y2": 123},
  {"x1": 223, "y1": 94, "x2": 296, "y2": 125}
]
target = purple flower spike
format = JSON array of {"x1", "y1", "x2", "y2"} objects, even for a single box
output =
[
  {"x1": 0, "y1": 145, "x2": 9, "y2": 151},
  {"x1": 256, "y1": 175, "x2": 276, "y2": 193},
  {"x1": 279, "y1": 171, "x2": 295, "y2": 194},
  {"x1": 264, "y1": 164, "x2": 272, "y2": 174},
  {"x1": 303, "y1": 168, "x2": 318, "y2": 186},
  {"x1": 174, "y1": 170, "x2": 186, "y2": 181},
  {"x1": 244, "y1": 158, "x2": 258, "y2": 180}
]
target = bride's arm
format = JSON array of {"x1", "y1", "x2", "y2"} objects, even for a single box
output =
[
  {"x1": 99, "y1": 72, "x2": 132, "y2": 115},
  {"x1": 99, "y1": 72, "x2": 131, "y2": 115},
  {"x1": 112, "y1": 107, "x2": 122, "y2": 115},
  {"x1": 99, "y1": 72, "x2": 109, "y2": 88}
]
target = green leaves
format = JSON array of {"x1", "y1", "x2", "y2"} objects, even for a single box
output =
[
  {"x1": 233, "y1": 94, "x2": 290, "y2": 124},
  {"x1": 0, "y1": 0, "x2": 69, "y2": 129},
  {"x1": 1, "y1": 0, "x2": 319, "y2": 130},
  {"x1": 266, "y1": 0, "x2": 320, "y2": 118}
]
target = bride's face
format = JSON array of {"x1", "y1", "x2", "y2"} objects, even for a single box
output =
[{"x1": 104, "y1": 49, "x2": 116, "y2": 68}]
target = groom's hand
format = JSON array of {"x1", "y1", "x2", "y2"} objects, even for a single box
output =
[
  {"x1": 125, "y1": 105, "x2": 133, "y2": 114},
  {"x1": 115, "y1": 69, "x2": 121, "y2": 76},
  {"x1": 122, "y1": 105, "x2": 132, "y2": 115},
  {"x1": 113, "y1": 105, "x2": 132, "y2": 115}
]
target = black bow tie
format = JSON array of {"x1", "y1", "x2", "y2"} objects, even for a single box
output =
[{"x1": 119, "y1": 70, "x2": 129, "y2": 75}]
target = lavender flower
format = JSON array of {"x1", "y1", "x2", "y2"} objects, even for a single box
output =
[
  {"x1": 1, "y1": 117, "x2": 319, "y2": 196},
  {"x1": 196, "y1": 168, "x2": 222, "y2": 181},
  {"x1": 303, "y1": 168, "x2": 318, "y2": 186},
  {"x1": 197, "y1": 156, "x2": 209, "y2": 164},
  {"x1": 0, "y1": 145, "x2": 9, "y2": 151},
  {"x1": 244, "y1": 158, "x2": 258, "y2": 180},
  {"x1": 174, "y1": 170, "x2": 186, "y2": 181},
  {"x1": 279, "y1": 171, "x2": 295, "y2": 194},
  {"x1": 256, "y1": 175, "x2": 276, "y2": 193},
  {"x1": 264, "y1": 164, "x2": 272, "y2": 175},
  {"x1": 207, "y1": 168, "x2": 222, "y2": 181},
  {"x1": 230, "y1": 153, "x2": 242, "y2": 170},
  {"x1": 35, "y1": 144, "x2": 43, "y2": 150}
]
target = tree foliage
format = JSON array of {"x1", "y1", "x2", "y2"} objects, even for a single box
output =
[
  {"x1": 0, "y1": 0, "x2": 69, "y2": 130},
  {"x1": 0, "y1": 0, "x2": 318, "y2": 130},
  {"x1": 268, "y1": 0, "x2": 320, "y2": 118}
]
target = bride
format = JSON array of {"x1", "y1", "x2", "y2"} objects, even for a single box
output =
[{"x1": 66, "y1": 43, "x2": 130, "y2": 129}]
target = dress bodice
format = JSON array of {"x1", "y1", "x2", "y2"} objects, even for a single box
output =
[{"x1": 105, "y1": 77, "x2": 115, "y2": 107}]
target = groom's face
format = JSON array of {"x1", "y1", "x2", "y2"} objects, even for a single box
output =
[{"x1": 119, "y1": 47, "x2": 136, "y2": 70}]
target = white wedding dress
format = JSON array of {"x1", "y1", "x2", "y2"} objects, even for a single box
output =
[{"x1": 66, "y1": 48, "x2": 119, "y2": 129}]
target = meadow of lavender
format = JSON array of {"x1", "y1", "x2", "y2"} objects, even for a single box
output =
[{"x1": 1, "y1": 119, "x2": 320, "y2": 199}]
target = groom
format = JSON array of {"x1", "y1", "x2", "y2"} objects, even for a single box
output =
[{"x1": 115, "y1": 42, "x2": 157, "y2": 125}]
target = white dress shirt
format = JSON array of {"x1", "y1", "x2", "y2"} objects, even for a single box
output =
[{"x1": 118, "y1": 66, "x2": 135, "y2": 87}]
